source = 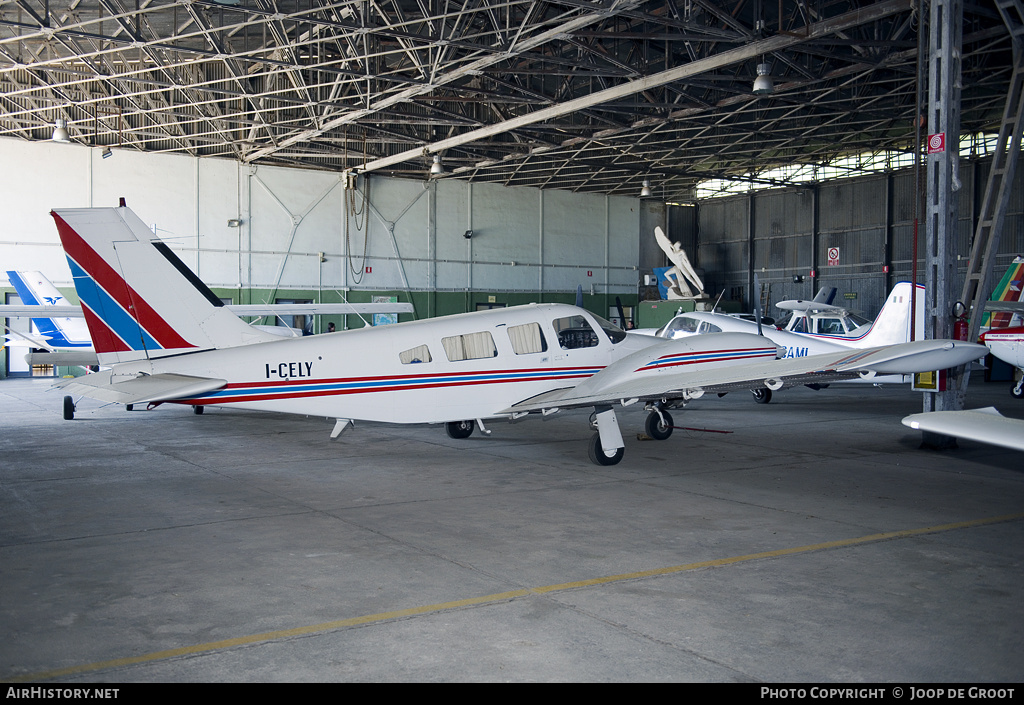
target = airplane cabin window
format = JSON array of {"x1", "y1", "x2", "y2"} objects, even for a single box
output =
[
  {"x1": 507, "y1": 322, "x2": 547, "y2": 354},
  {"x1": 399, "y1": 344, "x2": 432, "y2": 364},
  {"x1": 552, "y1": 315, "x2": 600, "y2": 349},
  {"x1": 817, "y1": 318, "x2": 844, "y2": 335},
  {"x1": 441, "y1": 331, "x2": 498, "y2": 361}
]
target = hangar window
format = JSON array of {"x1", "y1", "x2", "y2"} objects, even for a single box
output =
[
  {"x1": 442, "y1": 331, "x2": 497, "y2": 361},
  {"x1": 507, "y1": 322, "x2": 547, "y2": 355},
  {"x1": 399, "y1": 345, "x2": 432, "y2": 364},
  {"x1": 552, "y1": 315, "x2": 599, "y2": 349}
]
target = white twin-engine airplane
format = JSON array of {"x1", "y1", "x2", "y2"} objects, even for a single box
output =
[{"x1": 51, "y1": 206, "x2": 988, "y2": 466}]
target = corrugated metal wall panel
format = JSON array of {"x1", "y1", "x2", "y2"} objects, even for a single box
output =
[{"x1": 697, "y1": 155, "x2": 1024, "y2": 315}]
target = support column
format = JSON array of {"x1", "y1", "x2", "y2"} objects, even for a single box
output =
[{"x1": 922, "y1": 0, "x2": 964, "y2": 442}]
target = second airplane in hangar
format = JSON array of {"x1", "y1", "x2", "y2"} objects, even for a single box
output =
[
  {"x1": 52, "y1": 206, "x2": 988, "y2": 465},
  {"x1": 634, "y1": 282, "x2": 926, "y2": 402}
]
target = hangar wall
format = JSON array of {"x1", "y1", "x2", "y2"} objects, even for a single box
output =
[
  {"x1": 696, "y1": 157, "x2": 1024, "y2": 321},
  {"x1": 0, "y1": 137, "x2": 644, "y2": 377},
  {"x1": 0, "y1": 139, "x2": 641, "y2": 311}
]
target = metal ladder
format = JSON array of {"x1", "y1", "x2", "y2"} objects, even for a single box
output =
[{"x1": 959, "y1": 0, "x2": 1024, "y2": 345}]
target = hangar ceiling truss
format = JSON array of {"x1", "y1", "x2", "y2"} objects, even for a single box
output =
[{"x1": 0, "y1": 0, "x2": 1014, "y2": 200}]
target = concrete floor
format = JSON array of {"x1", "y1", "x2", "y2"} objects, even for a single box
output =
[{"x1": 1, "y1": 373, "x2": 1022, "y2": 682}]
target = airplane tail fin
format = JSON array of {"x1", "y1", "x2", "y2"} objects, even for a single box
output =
[
  {"x1": 856, "y1": 282, "x2": 926, "y2": 348},
  {"x1": 813, "y1": 286, "x2": 837, "y2": 305},
  {"x1": 6, "y1": 270, "x2": 91, "y2": 348},
  {"x1": 984, "y1": 256, "x2": 1024, "y2": 329},
  {"x1": 51, "y1": 207, "x2": 278, "y2": 365}
]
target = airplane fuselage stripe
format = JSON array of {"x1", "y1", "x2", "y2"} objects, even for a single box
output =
[
  {"x1": 181, "y1": 367, "x2": 605, "y2": 405},
  {"x1": 637, "y1": 347, "x2": 777, "y2": 372}
]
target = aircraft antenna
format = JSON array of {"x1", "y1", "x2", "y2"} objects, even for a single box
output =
[{"x1": 711, "y1": 289, "x2": 725, "y2": 313}]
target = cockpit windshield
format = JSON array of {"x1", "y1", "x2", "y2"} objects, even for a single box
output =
[
  {"x1": 591, "y1": 313, "x2": 627, "y2": 344},
  {"x1": 656, "y1": 316, "x2": 700, "y2": 338}
]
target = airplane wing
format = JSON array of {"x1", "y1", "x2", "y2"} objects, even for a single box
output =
[
  {"x1": 902, "y1": 408, "x2": 1024, "y2": 452},
  {"x1": 26, "y1": 351, "x2": 100, "y2": 366},
  {"x1": 0, "y1": 302, "x2": 414, "y2": 317},
  {"x1": 504, "y1": 338, "x2": 988, "y2": 413},
  {"x1": 984, "y1": 301, "x2": 1024, "y2": 313},
  {"x1": 55, "y1": 371, "x2": 226, "y2": 405},
  {"x1": 0, "y1": 304, "x2": 83, "y2": 317},
  {"x1": 775, "y1": 300, "x2": 846, "y2": 313},
  {"x1": 227, "y1": 302, "x2": 414, "y2": 316}
]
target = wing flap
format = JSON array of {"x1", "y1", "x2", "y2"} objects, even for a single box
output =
[{"x1": 56, "y1": 371, "x2": 226, "y2": 405}]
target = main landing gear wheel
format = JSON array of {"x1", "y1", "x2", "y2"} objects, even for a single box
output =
[
  {"x1": 192, "y1": 405, "x2": 204, "y2": 415},
  {"x1": 1012, "y1": 378, "x2": 1024, "y2": 399},
  {"x1": 446, "y1": 420, "x2": 474, "y2": 439},
  {"x1": 644, "y1": 410, "x2": 673, "y2": 441},
  {"x1": 62, "y1": 395, "x2": 75, "y2": 420},
  {"x1": 751, "y1": 388, "x2": 773, "y2": 404},
  {"x1": 588, "y1": 433, "x2": 624, "y2": 466}
]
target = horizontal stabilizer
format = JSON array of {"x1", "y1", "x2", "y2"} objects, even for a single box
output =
[{"x1": 56, "y1": 371, "x2": 226, "y2": 405}]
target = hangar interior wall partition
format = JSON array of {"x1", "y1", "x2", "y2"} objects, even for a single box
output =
[
  {"x1": 0, "y1": 136, "x2": 641, "y2": 328},
  {"x1": 695, "y1": 156, "x2": 1024, "y2": 321}
]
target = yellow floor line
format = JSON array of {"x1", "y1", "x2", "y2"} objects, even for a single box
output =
[{"x1": 13, "y1": 511, "x2": 1024, "y2": 682}]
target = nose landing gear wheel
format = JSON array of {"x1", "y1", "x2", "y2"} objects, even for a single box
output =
[
  {"x1": 588, "y1": 433, "x2": 624, "y2": 465},
  {"x1": 446, "y1": 420, "x2": 474, "y2": 439}
]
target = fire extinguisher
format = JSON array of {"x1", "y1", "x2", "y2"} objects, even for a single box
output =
[{"x1": 951, "y1": 301, "x2": 969, "y2": 341}]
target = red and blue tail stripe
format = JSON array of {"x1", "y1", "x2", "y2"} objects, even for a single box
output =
[{"x1": 52, "y1": 212, "x2": 195, "y2": 354}]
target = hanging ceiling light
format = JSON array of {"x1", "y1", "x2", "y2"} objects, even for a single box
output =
[
  {"x1": 640, "y1": 179, "x2": 653, "y2": 198},
  {"x1": 753, "y1": 63, "x2": 774, "y2": 96},
  {"x1": 429, "y1": 154, "x2": 445, "y2": 176},
  {"x1": 52, "y1": 119, "x2": 71, "y2": 143}
]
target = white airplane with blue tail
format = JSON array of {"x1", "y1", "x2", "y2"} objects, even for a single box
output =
[{"x1": 635, "y1": 282, "x2": 927, "y2": 402}]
